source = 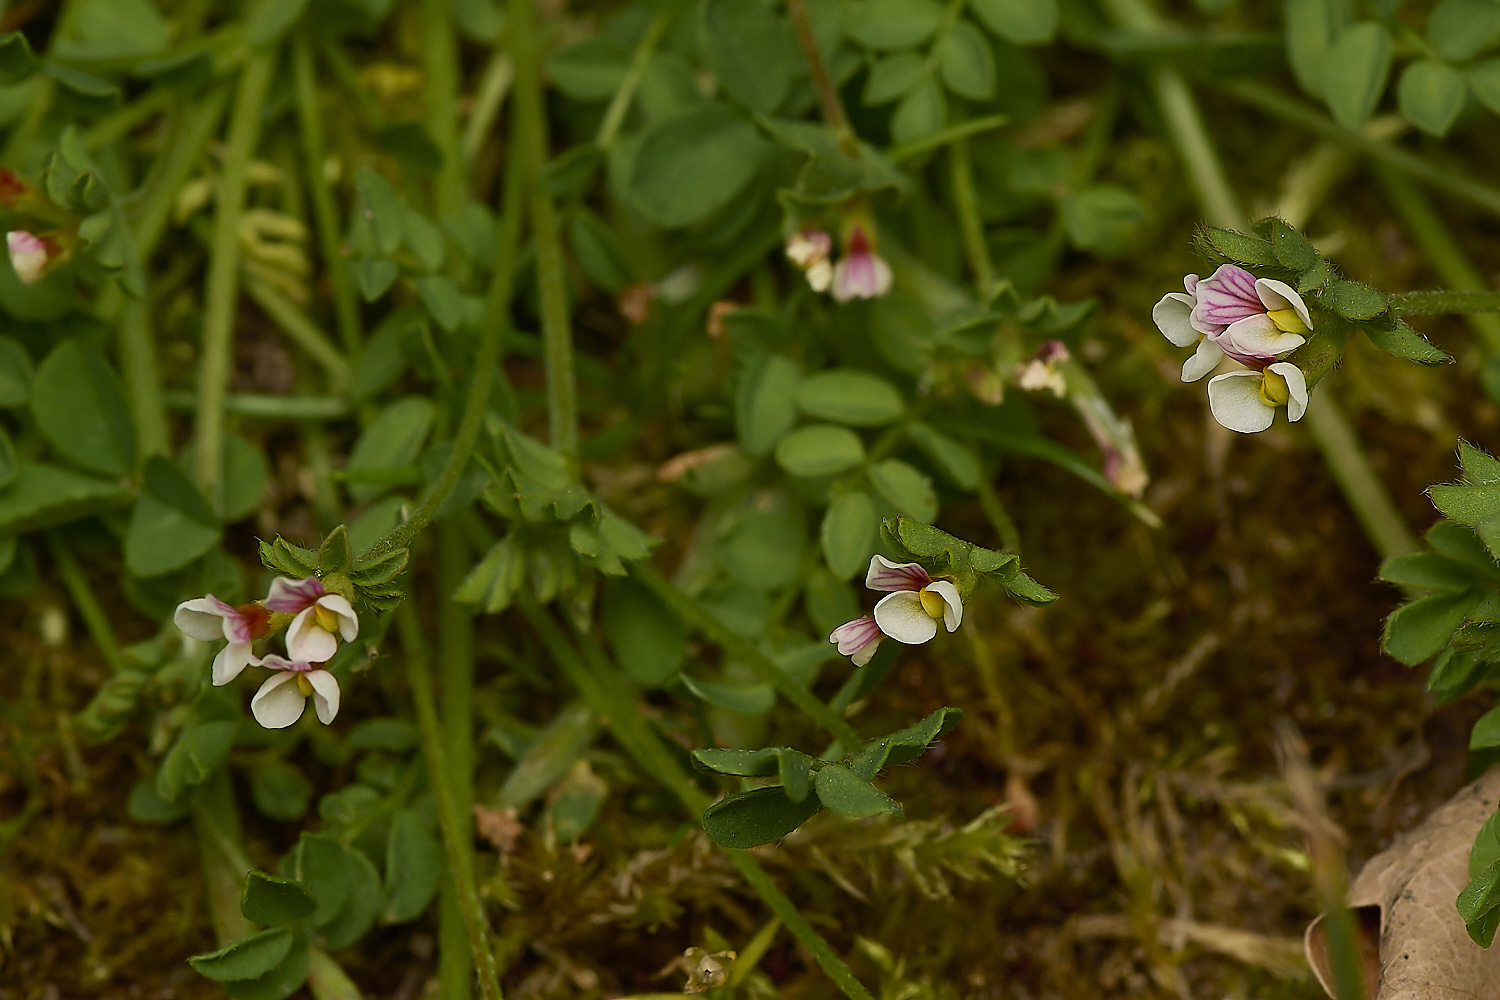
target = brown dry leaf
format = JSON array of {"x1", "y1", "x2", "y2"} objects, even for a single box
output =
[{"x1": 1306, "y1": 766, "x2": 1500, "y2": 998}]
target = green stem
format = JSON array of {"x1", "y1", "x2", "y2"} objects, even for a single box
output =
[
  {"x1": 82, "y1": 87, "x2": 175, "y2": 151},
  {"x1": 1301, "y1": 401, "x2": 1419, "y2": 556},
  {"x1": 164, "y1": 390, "x2": 349, "y2": 419},
  {"x1": 361, "y1": 82, "x2": 527, "y2": 563},
  {"x1": 787, "y1": 0, "x2": 857, "y2": 155},
  {"x1": 1377, "y1": 169, "x2": 1500, "y2": 352},
  {"x1": 190, "y1": 768, "x2": 255, "y2": 945},
  {"x1": 47, "y1": 534, "x2": 126, "y2": 673},
  {"x1": 293, "y1": 35, "x2": 363, "y2": 356},
  {"x1": 307, "y1": 949, "x2": 365, "y2": 1000},
  {"x1": 516, "y1": 598, "x2": 875, "y2": 1000},
  {"x1": 949, "y1": 138, "x2": 994, "y2": 292},
  {"x1": 192, "y1": 48, "x2": 276, "y2": 511},
  {"x1": 511, "y1": 0, "x2": 577, "y2": 462},
  {"x1": 1223, "y1": 80, "x2": 1500, "y2": 222},
  {"x1": 1389, "y1": 289, "x2": 1500, "y2": 316},
  {"x1": 244, "y1": 275, "x2": 351, "y2": 389},
  {"x1": 974, "y1": 478, "x2": 1021, "y2": 553},
  {"x1": 594, "y1": 2, "x2": 677, "y2": 150},
  {"x1": 630, "y1": 563, "x2": 863, "y2": 747},
  {"x1": 438, "y1": 526, "x2": 477, "y2": 1000},
  {"x1": 885, "y1": 114, "x2": 1008, "y2": 163},
  {"x1": 396, "y1": 603, "x2": 505, "y2": 1000},
  {"x1": 463, "y1": 50, "x2": 514, "y2": 167},
  {"x1": 423, "y1": 0, "x2": 464, "y2": 218}
]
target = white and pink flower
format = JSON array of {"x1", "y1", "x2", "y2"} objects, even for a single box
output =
[
  {"x1": 786, "y1": 229, "x2": 834, "y2": 293},
  {"x1": 251, "y1": 655, "x2": 341, "y2": 728},
  {"x1": 1154, "y1": 265, "x2": 1311, "y2": 381},
  {"x1": 263, "y1": 576, "x2": 358, "y2": 663},
  {"x1": 7, "y1": 230, "x2": 50, "y2": 284},
  {"x1": 173, "y1": 595, "x2": 271, "y2": 685},
  {"x1": 831, "y1": 225, "x2": 892, "y2": 302},
  {"x1": 866, "y1": 555, "x2": 962, "y2": 645},
  {"x1": 829, "y1": 615, "x2": 884, "y2": 666}
]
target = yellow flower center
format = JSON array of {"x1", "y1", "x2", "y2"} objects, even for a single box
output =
[
  {"x1": 296, "y1": 674, "x2": 314, "y2": 696},
  {"x1": 1266, "y1": 309, "x2": 1308, "y2": 335},
  {"x1": 919, "y1": 587, "x2": 947, "y2": 621},
  {"x1": 314, "y1": 603, "x2": 341, "y2": 633},
  {"x1": 1259, "y1": 370, "x2": 1291, "y2": 408}
]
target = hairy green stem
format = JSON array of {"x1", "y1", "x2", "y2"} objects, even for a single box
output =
[
  {"x1": 293, "y1": 36, "x2": 363, "y2": 356},
  {"x1": 886, "y1": 113, "x2": 1008, "y2": 163},
  {"x1": 463, "y1": 50, "x2": 514, "y2": 167},
  {"x1": 244, "y1": 275, "x2": 351, "y2": 389},
  {"x1": 1224, "y1": 81, "x2": 1500, "y2": 222},
  {"x1": 47, "y1": 534, "x2": 125, "y2": 673},
  {"x1": 1390, "y1": 289, "x2": 1500, "y2": 317},
  {"x1": 192, "y1": 48, "x2": 276, "y2": 510},
  {"x1": 438, "y1": 526, "x2": 478, "y2": 1000},
  {"x1": 190, "y1": 768, "x2": 255, "y2": 945},
  {"x1": 1377, "y1": 169, "x2": 1500, "y2": 352},
  {"x1": 164, "y1": 390, "x2": 349, "y2": 419},
  {"x1": 510, "y1": 0, "x2": 577, "y2": 462},
  {"x1": 361, "y1": 84, "x2": 526, "y2": 562},
  {"x1": 949, "y1": 138, "x2": 994, "y2": 292},
  {"x1": 787, "y1": 0, "x2": 856, "y2": 155},
  {"x1": 974, "y1": 478, "x2": 1021, "y2": 553},
  {"x1": 630, "y1": 563, "x2": 863, "y2": 747},
  {"x1": 396, "y1": 603, "x2": 504, "y2": 1000},
  {"x1": 423, "y1": 0, "x2": 464, "y2": 217},
  {"x1": 516, "y1": 598, "x2": 875, "y2": 1000}
]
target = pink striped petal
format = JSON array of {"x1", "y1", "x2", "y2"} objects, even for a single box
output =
[
  {"x1": 1191, "y1": 264, "x2": 1263, "y2": 328},
  {"x1": 264, "y1": 576, "x2": 325, "y2": 612},
  {"x1": 830, "y1": 616, "x2": 882, "y2": 656},
  {"x1": 865, "y1": 555, "x2": 932, "y2": 592}
]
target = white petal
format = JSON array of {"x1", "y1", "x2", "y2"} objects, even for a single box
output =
[
  {"x1": 212, "y1": 642, "x2": 257, "y2": 685},
  {"x1": 925, "y1": 580, "x2": 963, "y2": 632},
  {"x1": 174, "y1": 596, "x2": 233, "y2": 641},
  {"x1": 866, "y1": 555, "x2": 931, "y2": 592},
  {"x1": 318, "y1": 594, "x2": 360, "y2": 641},
  {"x1": 1255, "y1": 278, "x2": 1314, "y2": 331},
  {"x1": 868, "y1": 256, "x2": 893, "y2": 298},
  {"x1": 1217, "y1": 315, "x2": 1304, "y2": 358},
  {"x1": 873, "y1": 591, "x2": 938, "y2": 644},
  {"x1": 1152, "y1": 292, "x2": 1199, "y2": 347},
  {"x1": 285, "y1": 608, "x2": 337, "y2": 663},
  {"x1": 306, "y1": 670, "x2": 341, "y2": 724},
  {"x1": 1270, "y1": 362, "x2": 1309, "y2": 422},
  {"x1": 251, "y1": 672, "x2": 307, "y2": 729},
  {"x1": 1206, "y1": 372, "x2": 1274, "y2": 434},
  {"x1": 850, "y1": 637, "x2": 882, "y2": 667},
  {"x1": 806, "y1": 259, "x2": 832, "y2": 292},
  {"x1": 1180, "y1": 338, "x2": 1222, "y2": 382}
]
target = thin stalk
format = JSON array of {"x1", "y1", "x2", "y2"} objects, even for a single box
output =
[
  {"x1": 423, "y1": 0, "x2": 464, "y2": 218},
  {"x1": 307, "y1": 949, "x2": 365, "y2": 1000},
  {"x1": 787, "y1": 0, "x2": 856, "y2": 155},
  {"x1": 594, "y1": 2, "x2": 677, "y2": 150},
  {"x1": 1390, "y1": 289, "x2": 1500, "y2": 317},
  {"x1": 82, "y1": 87, "x2": 175, "y2": 151},
  {"x1": 510, "y1": 0, "x2": 577, "y2": 462},
  {"x1": 193, "y1": 48, "x2": 276, "y2": 511},
  {"x1": 1224, "y1": 80, "x2": 1500, "y2": 222},
  {"x1": 396, "y1": 603, "x2": 505, "y2": 1000},
  {"x1": 244, "y1": 275, "x2": 352, "y2": 389},
  {"x1": 630, "y1": 563, "x2": 863, "y2": 747},
  {"x1": 190, "y1": 768, "x2": 255, "y2": 945},
  {"x1": 974, "y1": 477, "x2": 1021, "y2": 553},
  {"x1": 886, "y1": 113, "x2": 1008, "y2": 163},
  {"x1": 293, "y1": 36, "x2": 362, "y2": 356},
  {"x1": 949, "y1": 138, "x2": 994, "y2": 292},
  {"x1": 1376, "y1": 168, "x2": 1500, "y2": 352},
  {"x1": 438, "y1": 526, "x2": 478, "y2": 1000},
  {"x1": 119, "y1": 301, "x2": 169, "y2": 459},
  {"x1": 164, "y1": 390, "x2": 349, "y2": 419},
  {"x1": 47, "y1": 535, "x2": 126, "y2": 673},
  {"x1": 1099, "y1": 0, "x2": 1418, "y2": 560},
  {"x1": 517, "y1": 598, "x2": 876, "y2": 1000},
  {"x1": 462, "y1": 50, "x2": 514, "y2": 167},
  {"x1": 361, "y1": 86, "x2": 527, "y2": 563}
]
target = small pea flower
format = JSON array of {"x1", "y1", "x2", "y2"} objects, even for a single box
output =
[
  {"x1": 867, "y1": 555, "x2": 962, "y2": 645},
  {"x1": 786, "y1": 229, "x2": 834, "y2": 293},
  {"x1": 1154, "y1": 275, "x2": 1224, "y2": 381},
  {"x1": 1155, "y1": 266, "x2": 1311, "y2": 380},
  {"x1": 1207, "y1": 361, "x2": 1308, "y2": 434},
  {"x1": 7, "y1": 230, "x2": 51, "y2": 284},
  {"x1": 173, "y1": 596, "x2": 271, "y2": 685},
  {"x1": 831, "y1": 224, "x2": 892, "y2": 302},
  {"x1": 264, "y1": 577, "x2": 358, "y2": 663},
  {"x1": 1015, "y1": 341, "x2": 1070, "y2": 397},
  {"x1": 251, "y1": 655, "x2": 340, "y2": 729},
  {"x1": 829, "y1": 615, "x2": 885, "y2": 666}
]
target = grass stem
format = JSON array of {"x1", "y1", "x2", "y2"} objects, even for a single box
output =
[{"x1": 47, "y1": 534, "x2": 126, "y2": 674}]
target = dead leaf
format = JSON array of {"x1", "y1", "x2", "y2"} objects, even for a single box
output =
[{"x1": 1306, "y1": 766, "x2": 1500, "y2": 998}]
